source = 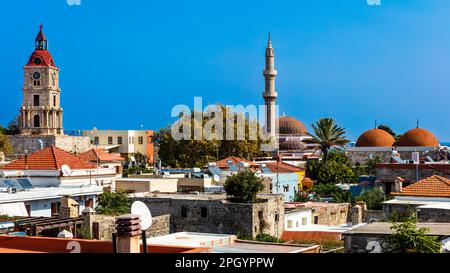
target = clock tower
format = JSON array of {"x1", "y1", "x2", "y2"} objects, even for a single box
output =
[{"x1": 20, "y1": 25, "x2": 64, "y2": 135}]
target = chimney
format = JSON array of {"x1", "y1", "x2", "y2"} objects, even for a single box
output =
[
  {"x1": 393, "y1": 177, "x2": 404, "y2": 193},
  {"x1": 115, "y1": 214, "x2": 142, "y2": 253},
  {"x1": 351, "y1": 205, "x2": 363, "y2": 225},
  {"x1": 60, "y1": 196, "x2": 79, "y2": 218}
]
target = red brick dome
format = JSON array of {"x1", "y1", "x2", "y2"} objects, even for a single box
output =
[
  {"x1": 278, "y1": 116, "x2": 308, "y2": 136},
  {"x1": 397, "y1": 128, "x2": 439, "y2": 147},
  {"x1": 355, "y1": 129, "x2": 395, "y2": 147}
]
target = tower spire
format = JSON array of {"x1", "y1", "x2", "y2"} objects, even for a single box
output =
[
  {"x1": 417, "y1": 119, "x2": 420, "y2": 128},
  {"x1": 35, "y1": 25, "x2": 47, "y2": 50},
  {"x1": 263, "y1": 34, "x2": 278, "y2": 137}
]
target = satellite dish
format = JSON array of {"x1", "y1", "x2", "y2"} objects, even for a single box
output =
[
  {"x1": 131, "y1": 201, "x2": 152, "y2": 230},
  {"x1": 213, "y1": 175, "x2": 220, "y2": 183},
  {"x1": 61, "y1": 164, "x2": 72, "y2": 176}
]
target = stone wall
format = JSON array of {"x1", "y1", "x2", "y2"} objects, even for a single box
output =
[
  {"x1": 133, "y1": 195, "x2": 285, "y2": 238},
  {"x1": 344, "y1": 234, "x2": 386, "y2": 253},
  {"x1": 83, "y1": 214, "x2": 116, "y2": 241},
  {"x1": 8, "y1": 135, "x2": 92, "y2": 158},
  {"x1": 376, "y1": 164, "x2": 450, "y2": 183},
  {"x1": 417, "y1": 207, "x2": 450, "y2": 223},
  {"x1": 311, "y1": 203, "x2": 349, "y2": 226},
  {"x1": 382, "y1": 202, "x2": 420, "y2": 220},
  {"x1": 145, "y1": 214, "x2": 170, "y2": 237},
  {"x1": 83, "y1": 213, "x2": 170, "y2": 240}
]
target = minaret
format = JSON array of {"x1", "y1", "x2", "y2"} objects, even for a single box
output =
[
  {"x1": 263, "y1": 33, "x2": 278, "y2": 137},
  {"x1": 20, "y1": 25, "x2": 64, "y2": 135}
]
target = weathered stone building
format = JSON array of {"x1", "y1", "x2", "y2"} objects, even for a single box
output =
[
  {"x1": 285, "y1": 202, "x2": 350, "y2": 226},
  {"x1": 82, "y1": 209, "x2": 170, "y2": 240},
  {"x1": 132, "y1": 193, "x2": 285, "y2": 238}
]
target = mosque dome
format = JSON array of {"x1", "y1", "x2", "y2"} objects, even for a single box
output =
[
  {"x1": 397, "y1": 128, "x2": 439, "y2": 147},
  {"x1": 278, "y1": 116, "x2": 308, "y2": 136},
  {"x1": 355, "y1": 129, "x2": 395, "y2": 147},
  {"x1": 279, "y1": 139, "x2": 306, "y2": 151}
]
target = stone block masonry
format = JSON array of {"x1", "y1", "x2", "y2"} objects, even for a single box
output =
[
  {"x1": 8, "y1": 135, "x2": 92, "y2": 158},
  {"x1": 132, "y1": 194, "x2": 285, "y2": 239}
]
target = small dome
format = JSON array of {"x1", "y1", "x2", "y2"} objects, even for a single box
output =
[
  {"x1": 278, "y1": 116, "x2": 308, "y2": 136},
  {"x1": 279, "y1": 140, "x2": 306, "y2": 151},
  {"x1": 397, "y1": 128, "x2": 439, "y2": 147},
  {"x1": 355, "y1": 129, "x2": 395, "y2": 147}
]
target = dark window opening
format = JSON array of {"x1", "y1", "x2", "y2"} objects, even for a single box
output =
[
  {"x1": 258, "y1": 210, "x2": 263, "y2": 219},
  {"x1": 33, "y1": 115, "x2": 40, "y2": 127},
  {"x1": 33, "y1": 95, "x2": 40, "y2": 106},
  {"x1": 94, "y1": 137, "x2": 99, "y2": 145},
  {"x1": 53, "y1": 95, "x2": 56, "y2": 107},
  {"x1": 108, "y1": 136, "x2": 113, "y2": 145},
  {"x1": 181, "y1": 206, "x2": 188, "y2": 217},
  {"x1": 275, "y1": 213, "x2": 279, "y2": 222},
  {"x1": 314, "y1": 216, "x2": 319, "y2": 224},
  {"x1": 201, "y1": 207, "x2": 207, "y2": 218},
  {"x1": 117, "y1": 136, "x2": 122, "y2": 145}
]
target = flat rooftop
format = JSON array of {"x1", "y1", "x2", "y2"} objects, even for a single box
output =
[
  {"x1": 131, "y1": 192, "x2": 280, "y2": 201},
  {"x1": 146, "y1": 232, "x2": 320, "y2": 253},
  {"x1": 285, "y1": 201, "x2": 349, "y2": 209},
  {"x1": 344, "y1": 222, "x2": 450, "y2": 236},
  {"x1": 214, "y1": 240, "x2": 320, "y2": 253}
]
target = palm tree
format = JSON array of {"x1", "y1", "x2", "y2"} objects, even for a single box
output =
[{"x1": 305, "y1": 118, "x2": 349, "y2": 160}]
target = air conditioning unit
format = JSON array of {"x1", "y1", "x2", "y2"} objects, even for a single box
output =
[{"x1": 8, "y1": 187, "x2": 18, "y2": 194}]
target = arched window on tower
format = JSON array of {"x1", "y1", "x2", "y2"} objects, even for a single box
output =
[{"x1": 34, "y1": 115, "x2": 40, "y2": 128}]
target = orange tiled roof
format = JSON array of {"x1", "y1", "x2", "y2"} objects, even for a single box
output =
[
  {"x1": 392, "y1": 175, "x2": 450, "y2": 198},
  {"x1": 80, "y1": 148, "x2": 124, "y2": 163},
  {"x1": 0, "y1": 146, "x2": 97, "y2": 171},
  {"x1": 281, "y1": 231, "x2": 342, "y2": 242},
  {"x1": 215, "y1": 156, "x2": 259, "y2": 169},
  {"x1": 265, "y1": 161, "x2": 304, "y2": 173}
]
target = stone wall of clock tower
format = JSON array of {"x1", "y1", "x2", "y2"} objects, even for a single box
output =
[{"x1": 21, "y1": 64, "x2": 63, "y2": 135}]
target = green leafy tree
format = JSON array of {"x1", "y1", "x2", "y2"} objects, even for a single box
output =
[
  {"x1": 318, "y1": 160, "x2": 355, "y2": 184},
  {"x1": 377, "y1": 124, "x2": 396, "y2": 137},
  {"x1": 224, "y1": 169, "x2": 264, "y2": 203},
  {"x1": 154, "y1": 106, "x2": 270, "y2": 168},
  {"x1": 95, "y1": 190, "x2": 131, "y2": 216},
  {"x1": 305, "y1": 118, "x2": 349, "y2": 160},
  {"x1": 311, "y1": 183, "x2": 354, "y2": 203},
  {"x1": 383, "y1": 214, "x2": 442, "y2": 253},
  {"x1": 365, "y1": 156, "x2": 382, "y2": 176},
  {"x1": 355, "y1": 188, "x2": 386, "y2": 210},
  {"x1": 305, "y1": 160, "x2": 320, "y2": 181},
  {"x1": 0, "y1": 131, "x2": 13, "y2": 155}
]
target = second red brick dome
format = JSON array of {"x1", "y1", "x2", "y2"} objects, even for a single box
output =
[{"x1": 355, "y1": 129, "x2": 395, "y2": 147}]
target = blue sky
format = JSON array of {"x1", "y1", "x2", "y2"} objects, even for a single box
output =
[{"x1": 0, "y1": 0, "x2": 449, "y2": 141}]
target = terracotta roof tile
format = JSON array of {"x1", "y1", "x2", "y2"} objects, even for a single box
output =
[
  {"x1": 0, "y1": 146, "x2": 97, "y2": 171},
  {"x1": 392, "y1": 175, "x2": 450, "y2": 198},
  {"x1": 79, "y1": 148, "x2": 124, "y2": 163},
  {"x1": 281, "y1": 231, "x2": 342, "y2": 242},
  {"x1": 215, "y1": 156, "x2": 259, "y2": 169},
  {"x1": 265, "y1": 161, "x2": 304, "y2": 173}
]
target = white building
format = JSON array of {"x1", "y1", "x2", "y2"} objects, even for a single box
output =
[
  {"x1": 82, "y1": 129, "x2": 155, "y2": 164},
  {"x1": 285, "y1": 208, "x2": 312, "y2": 231},
  {"x1": 0, "y1": 146, "x2": 117, "y2": 217}
]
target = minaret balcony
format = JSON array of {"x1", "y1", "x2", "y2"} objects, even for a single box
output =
[{"x1": 263, "y1": 69, "x2": 278, "y2": 76}]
